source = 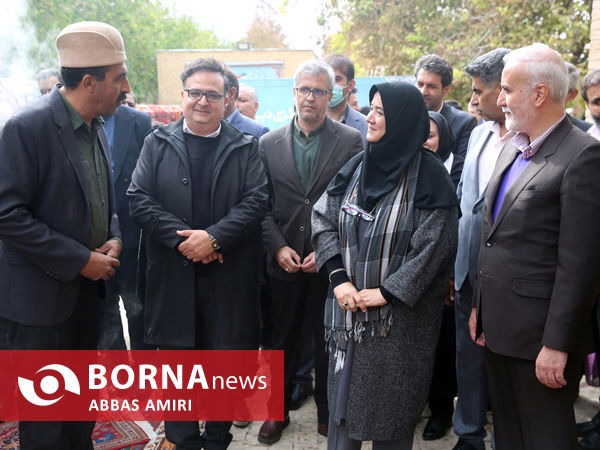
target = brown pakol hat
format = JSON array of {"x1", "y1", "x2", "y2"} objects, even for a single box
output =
[{"x1": 56, "y1": 21, "x2": 127, "y2": 68}]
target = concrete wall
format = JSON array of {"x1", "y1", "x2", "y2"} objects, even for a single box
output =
[{"x1": 157, "y1": 49, "x2": 315, "y2": 104}]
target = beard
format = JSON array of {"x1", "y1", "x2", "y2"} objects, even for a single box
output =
[
  {"x1": 503, "y1": 106, "x2": 535, "y2": 133},
  {"x1": 591, "y1": 113, "x2": 600, "y2": 128}
]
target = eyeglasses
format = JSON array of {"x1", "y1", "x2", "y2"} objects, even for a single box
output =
[
  {"x1": 341, "y1": 203, "x2": 375, "y2": 222},
  {"x1": 183, "y1": 89, "x2": 225, "y2": 103},
  {"x1": 294, "y1": 87, "x2": 330, "y2": 98}
]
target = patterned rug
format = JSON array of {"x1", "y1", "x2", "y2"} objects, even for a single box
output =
[{"x1": 0, "y1": 420, "x2": 149, "y2": 449}]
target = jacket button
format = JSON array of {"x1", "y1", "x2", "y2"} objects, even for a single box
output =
[
  {"x1": 182, "y1": 178, "x2": 188, "y2": 185},
  {"x1": 183, "y1": 260, "x2": 189, "y2": 266},
  {"x1": 182, "y1": 217, "x2": 188, "y2": 224},
  {"x1": 486, "y1": 241, "x2": 492, "y2": 247},
  {"x1": 304, "y1": 199, "x2": 310, "y2": 204},
  {"x1": 151, "y1": 216, "x2": 158, "y2": 223},
  {"x1": 300, "y1": 226, "x2": 305, "y2": 231}
]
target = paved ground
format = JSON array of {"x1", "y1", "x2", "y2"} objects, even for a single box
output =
[
  {"x1": 224, "y1": 379, "x2": 599, "y2": 449},
  {"x1": 117, "y1": 301, "x2": 600, "y2": 449}
]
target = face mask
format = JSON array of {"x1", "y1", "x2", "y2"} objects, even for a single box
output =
[{"x1": 329, "y1": 84, "x2": 348, "y2": 108}]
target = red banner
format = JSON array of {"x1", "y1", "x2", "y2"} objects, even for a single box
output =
[{"x1": 0, "y1": 350, "x2": 283, "y2": 421}]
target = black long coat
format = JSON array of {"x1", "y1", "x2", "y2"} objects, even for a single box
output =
[{"x1": 127, "y1": 118, "x2": 268, "y2": 348}]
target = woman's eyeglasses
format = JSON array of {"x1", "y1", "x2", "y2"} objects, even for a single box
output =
[{"x1": 342, "y1": 203, "x2": 375, "y2": 222}]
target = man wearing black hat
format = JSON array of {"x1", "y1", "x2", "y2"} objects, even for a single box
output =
[{"x1": 0, "y1": 21, "x2": 130, "y2": 448}]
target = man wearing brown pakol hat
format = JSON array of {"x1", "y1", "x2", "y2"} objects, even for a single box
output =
[{"x1": 0, "y1": 21, "x2": 129, "y2": 448}]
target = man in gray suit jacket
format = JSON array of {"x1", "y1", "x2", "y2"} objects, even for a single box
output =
[
  {"x1": 452, "y1": 48, "x2": 511, "y2": 450},
  {"x1": 471, "y1": 44, "x2": 600, "y2": 450},
  {"x1": 258, "y1": 60, "x2": 363, "y2": 445},
  {"x1": 324, "y1": 53, "x2": 368, "y2": 148}
]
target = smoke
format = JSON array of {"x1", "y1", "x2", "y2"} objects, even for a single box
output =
[{"x1": 0, "y1": 0, "x2": 36, "y2": 79}]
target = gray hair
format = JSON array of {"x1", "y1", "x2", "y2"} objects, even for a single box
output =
[
  {"x1": 414, "y1": 54, "x2": 453, "y2": 87},
  {"x1": 503, "y1": 43, "x2": 568, "y2": 104},
  {"x1": 581, "y1": 69, "x2": 600, "y2": 103},
  {"x1": 565, "y1": 62, "x2": 581, "y2": 93},
  {"x1": 36, "y1": 68, "x2": 62, "y2": 83},
  {"x1": 239, "y1": 83, "x2": 258, "y2": 103},
  {"x1": 465, "y1": 48, "x2": 511, "y2": 88},
  {"x1": 294, "y1": 60, "x2": 335, "y2": 92}
]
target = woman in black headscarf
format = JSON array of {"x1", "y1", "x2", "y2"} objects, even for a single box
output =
[
  {"x1": 424, "y1": 111, "x2": 464, "y2": 188},
  {"x1": 312, "y1": 82, "x2": 458, "y2": 449}
]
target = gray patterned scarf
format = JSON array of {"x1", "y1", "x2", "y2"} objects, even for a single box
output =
[{"x1": 324, "y1": 152, "x2": 421, "y2": 370}]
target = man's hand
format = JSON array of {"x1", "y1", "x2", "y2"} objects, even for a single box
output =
[
  {"x1": 301, "y1": 251, "x2": 317, "y2": 273},
  {"x1": 177, "y1": 229, "x2": 213, "y2": 262},
  {"x1": 80, "y1": 251, "x2": 120, "y2": 281},
  {"x1": 445, "y1": 278, "x2": 455, "y2": 306},
  {"x1": 357, "y1": 288, "x2": 387, "y2": 312},
  {"x1": 536, "y1": 345, "x2": 568, "y2": 389},
  {"x1": 96, "y1": 239, "x2": 122, "y2": 259},
  {"x1": 200, "y1": 251, "x2": 224, "y2": 265},
  {"x1": 334, "y1": 282, "x2": 362, "y2": 312},
  {"x1": 469, "y1": 307, "x2": 486, "y2": 347},
  {"x1": 275, "y1": 246, "x2": 301, "y2": 273}
]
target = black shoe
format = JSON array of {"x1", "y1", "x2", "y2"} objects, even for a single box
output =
[
  {"x1": 580, "y1": 430, "x2": 600, "y2": 450},
  {"x1": 290, "y1": 383, "x2": 313, "y2": 410},
  {"x1": 452, "y1": 439, "x2": 480, "y2": 450},
  {"x1": 422, "y1": 415, "x2": 452, "y2": 441},
  {"x1": 579, "y1": 411, "x2": 600, "y2": 437},
  {"x1": 317, "y1": 423, "x2": 328, "y2": 437}
]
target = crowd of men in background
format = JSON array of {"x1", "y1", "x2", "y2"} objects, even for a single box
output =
[{"x1": 3, "y1": 19, "x2": 600, "y2": 450}]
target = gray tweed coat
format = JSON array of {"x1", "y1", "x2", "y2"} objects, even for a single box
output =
[{"x1": 312, "y1": 193, "x2": 458, "y2": 441}]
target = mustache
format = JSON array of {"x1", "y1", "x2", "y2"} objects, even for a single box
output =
[{"x1": 117, "y1": 92, "x2": 127, "y2": 104}]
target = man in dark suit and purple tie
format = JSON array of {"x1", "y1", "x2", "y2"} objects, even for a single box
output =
[{"x1": 470, "y1": 43, "x2": 600, "y2": 450}]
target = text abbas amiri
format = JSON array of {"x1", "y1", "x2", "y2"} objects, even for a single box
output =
[{"x1": 87, "y1": 363, "x2": 268, "y2": 412}]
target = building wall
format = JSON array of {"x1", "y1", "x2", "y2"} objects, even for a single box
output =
[{"x1": 157, "y1": 49, "x2": 315, "y2": 104}]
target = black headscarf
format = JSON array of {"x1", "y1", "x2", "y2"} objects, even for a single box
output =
[
  {"x1": 427, "y1": 111, "x2": 456, "y2": 162},
  {"x1": 327, "y1": 81, "x2": 457, "y2": 210}
]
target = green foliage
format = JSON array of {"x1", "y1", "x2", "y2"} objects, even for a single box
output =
[
  {"x1": 25, "y1": 0, "x2": 230, "y2": 103},
  {"x1": 323, "y1": 0, "x2": 592, "y2": 103}
]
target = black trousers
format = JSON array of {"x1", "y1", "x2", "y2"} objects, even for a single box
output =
[
  {"x1": 427, "y1": 303, "x2": 457, "y2": 419},
  {"x1": 162, "y1": 275, "x2": 233, "y2": 450},
  {"x1": 486, "y1": 348, "x2": 580, "y2": 450},
  {"x1": 0, "y1": 279, "x2": 100, "y2": 450},
  {"x1": 99, "y1": 246, "x2": 151, "y2": 350},
  {"x1": 270, "y1": 271, "x2": 329, "y2": 424}
]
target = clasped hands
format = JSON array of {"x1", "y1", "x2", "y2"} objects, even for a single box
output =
[
  {"x1": 176, "y1": 229, "x2": 223, "y2": 264},
  {"x1": 334, "y1": 282, "x2": 387, "y2": 312},
  {"x1": 275, "y1": 246, "x2": 315, "y2": 273},
  {"x1": 80, "y1": 239, "x2": 122, "y2": 281}
]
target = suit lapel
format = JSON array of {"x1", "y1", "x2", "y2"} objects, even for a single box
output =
[
  {"x1": 306, "y1": 117, "x2": 339, "y2": 193},
  {"x1": 488, "y1": 117, "x2": 570, "y2": 236},
  {"x1": 472, "y1": 125, "x2": 493, "y2": 201},
  {"x1": 483, "y1": 141, "x2": 519, "y2": 227},
  {"x1": 52, "y1": 91, "x2": 90, "y2": 206},
  {"x1": 276, "y1": 121, "x2": 306, "y2": 193},
  {"x1": 111, "y1": 107, "x2": 130, "y2": 180}
]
